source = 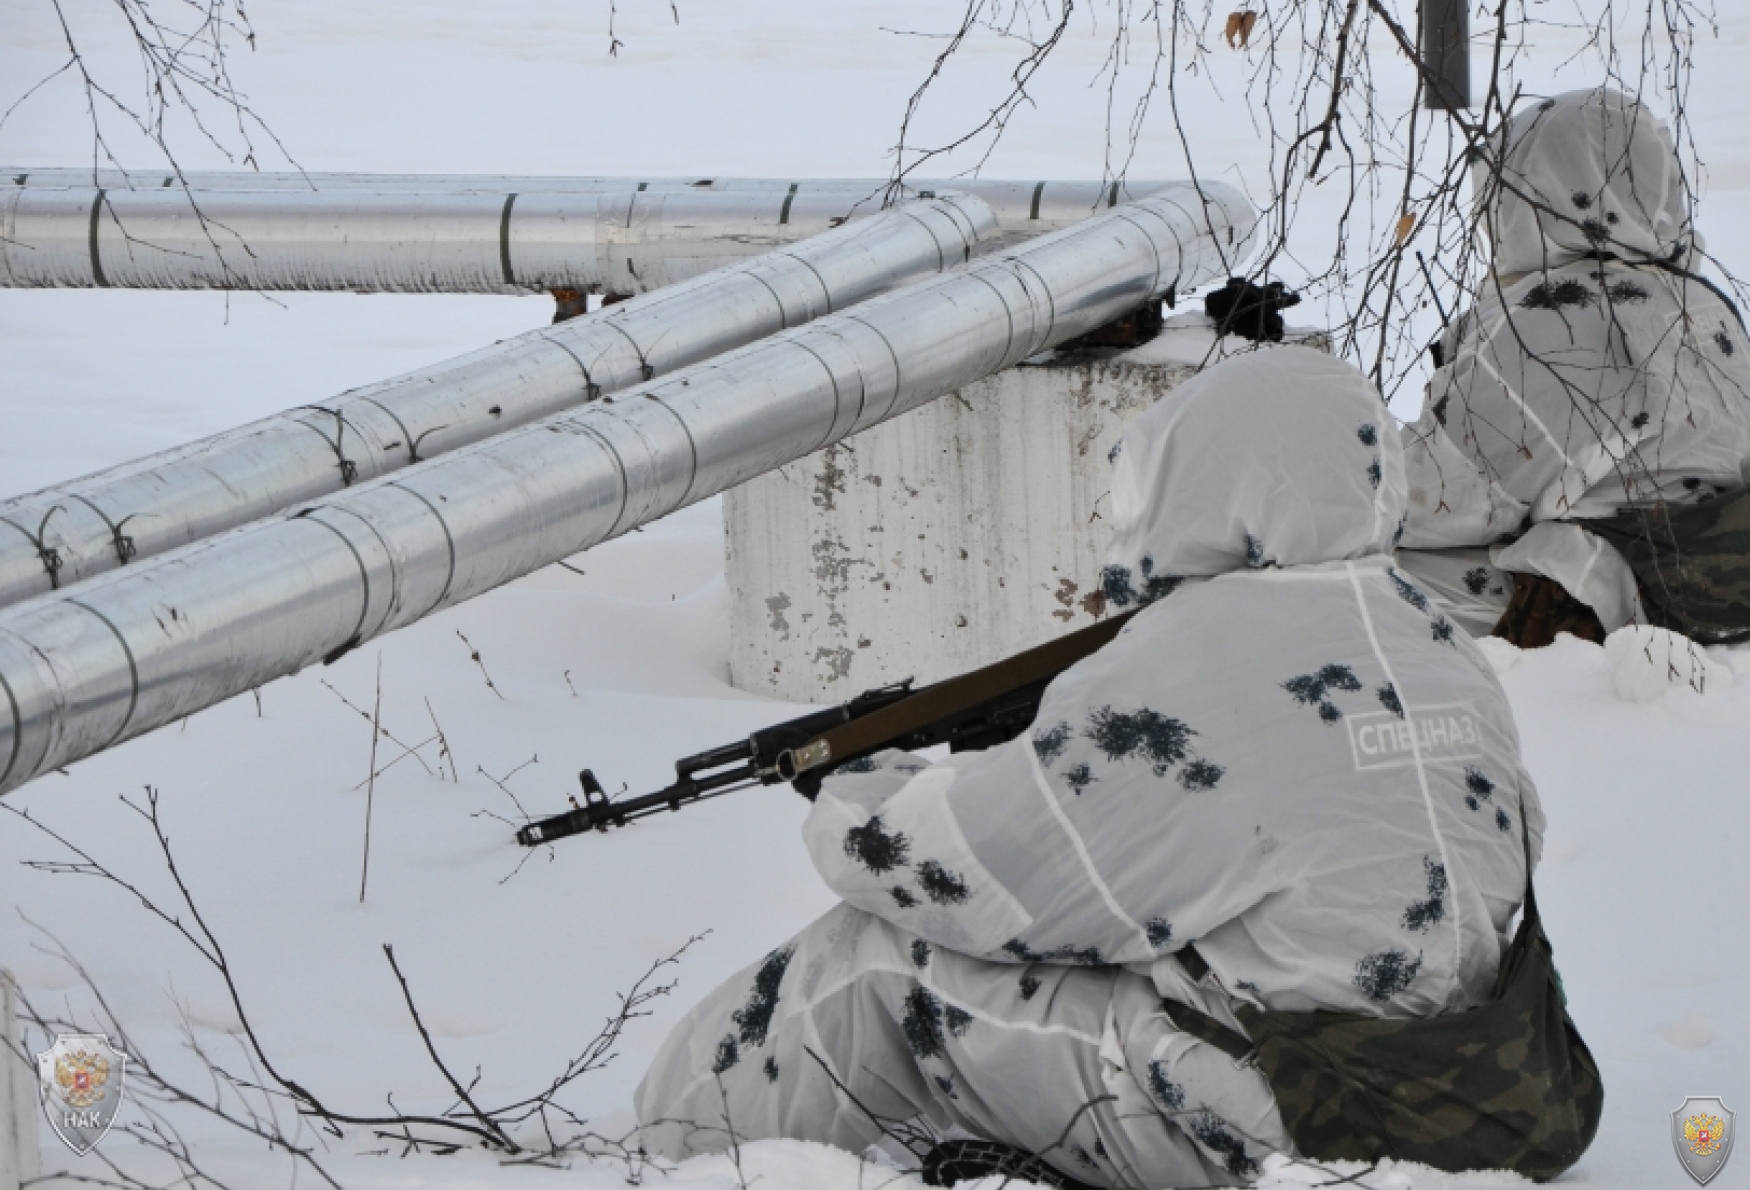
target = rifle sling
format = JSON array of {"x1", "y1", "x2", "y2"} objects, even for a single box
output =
[{"x1": 792, "y1": 610, "x2": 1138, "y2": 776}]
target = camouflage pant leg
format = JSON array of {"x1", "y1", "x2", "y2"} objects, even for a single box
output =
[
  {"x1": 635, "y1": 903, "x2": 1288, "y2": 1188},
  {"x1": 1393, "y1": 547, "x2": 1514, "y2": 637}
]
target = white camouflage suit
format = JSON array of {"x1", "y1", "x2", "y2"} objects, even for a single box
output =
[
  {"x1": 637, "y1": 347, "x2": 1545, "y2": 1188},
  {"x1": 1398, "y1": 87, "x2": 1750, "y2": 633}
]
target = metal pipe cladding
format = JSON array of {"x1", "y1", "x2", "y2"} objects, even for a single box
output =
[
  {"x1": 0, "y1": 194, "x2": 995, "y2": 608},
  {"x1": 0, "y1": 182, "x2": 1255, "y2": 797}
]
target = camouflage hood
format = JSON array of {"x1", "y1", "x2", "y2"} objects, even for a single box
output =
[
  {"x1": 1102, "y1": 346, "x2": 1406, "y2": 606},
  {"x1": 1399, "y1": 88, "x2": 1750, "y2": 558},
  {"x1": 1484, "y1": 87, "x2": 1693, "y2": 278}
]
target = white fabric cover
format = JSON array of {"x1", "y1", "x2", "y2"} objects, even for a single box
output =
[
  {"x1": 1400, "y1": 89, "x2": 1750, "y2": 608},
  {"x1": 1491, "y1": 523, "x2": 1645, "y2": 633},
  {"x1": 639, "y1": 348, "x2": 1545, "y2": 1187}
]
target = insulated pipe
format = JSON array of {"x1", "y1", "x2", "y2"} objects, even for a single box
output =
[
  {"x1": 0, "y1": 181, "x2": 1255, "y2": 798},
  {"x1": 0, "y1": 177, "x2": 1163, "y2": 291},
  {"x1": 0, "y1": 193, "x2": 994, "y2": 608},
  {"x1": 6, "y1": 171, "x2": 1161, "y2": 199}
]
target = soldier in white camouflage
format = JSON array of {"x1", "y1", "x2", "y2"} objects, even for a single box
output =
[
  {"x1": 637, "y1": 348, "x2": 1574, "y2": 1186},
  {"x1": 1396, "y1": 87, "x2": 1750, "y2": 645}
]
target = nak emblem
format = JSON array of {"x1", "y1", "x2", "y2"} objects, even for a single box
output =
[{"x1": 36, "y1": 1033, "x2": 128, "y2": 1155}]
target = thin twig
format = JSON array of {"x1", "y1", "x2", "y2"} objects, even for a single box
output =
[
  {"x1": 359, "y1": 653, "x2": 382, "y2": 903},
  {"x1": 457, "y1": 630, "x2": 505, "y2": 700}
]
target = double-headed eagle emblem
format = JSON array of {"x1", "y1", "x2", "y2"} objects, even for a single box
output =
[
  {"x1": 1673, "y1": 1096, "x2": 1736, "y2": 1185},
  {"x1": 52, "y1": 1046, "x2": 111, "y2": 1110},
  {"x1": 1685, "y1": 1112, "x2": 1727, "y2": 1158}
]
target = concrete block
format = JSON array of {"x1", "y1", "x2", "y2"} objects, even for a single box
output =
[{"x1": 726, "y1": 354, "x2": 1198, "y2": 701}]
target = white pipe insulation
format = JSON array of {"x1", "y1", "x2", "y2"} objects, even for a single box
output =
[{"x1": 0, "y1": 181, "x2": 1255, "y2": 798}]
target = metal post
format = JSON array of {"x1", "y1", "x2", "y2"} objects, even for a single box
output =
[{"x1": 1420, "y1": 0, "x2": 1470, "y2": 111}]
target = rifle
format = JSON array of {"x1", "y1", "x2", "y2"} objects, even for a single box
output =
[{"x1": 515, "y1": 609, "x2": 1138, "y2": 846}]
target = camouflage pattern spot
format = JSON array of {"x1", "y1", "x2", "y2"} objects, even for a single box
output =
[
  {"x1": 1464, "y1": 766, "x2": 1495, "y2": 812},
  {"x1": 1401, "y1": 858, "x2": 1449, "y2": 934},
  {"x1": 1357, "y1": 424, "x2": 1379, "y2": 447},
  {"x1": 1496, "y1": 807, "x2": 1513, "y2": 833},
  {"x1": 1019, "y1": 974, "x2": 1041, "y2": 1000},
  {"x1": 1002, "y1": 938, "x2": 1104, "y2": 966},
  {"x1": 712, "y1": 1035, "x2": 740, "y2": 1074},
  {"x1": 1178, "y1": 759, "x2": 1224, "y2": 791},
  {"x1": 1245, "y1": 534, "x2": 1266, "y2": 568},
  {"x1": 934, "y1": 1073, "x2": 959, "y2": 1100},
  {"x1": 1285, "y1": 663, "x2": 1363, "y2": 726},
  {"x1": 1032, "y1": 721, "x2": 1074, "y2": 766},
  {"x1": 838, "y1": 756, "x2": 879, "y2": 773},
  {"x1": 1388, "y1": 570, "x2": 1432, "y2": 613},
  {"x1": 730, "y1": 946, "x2": 794, "y2": 1046},
  {"x1": 1100, "y1": 557, "x2": 1181, "y2": 609},
  {"x1": 1463, "y1": 567, "x2": 1489, "y2": 596},
  {"x1": 1146, "y1": 917, "x2": 1174, "y2": 949},
  {"x1": 890, "y1": 886, "x2": 919, "y2": 909},
  {"x1": 945, "y1": 1005, "x2": 973, "y2": 1037},
  {"x1": 1084, "y1": 706, "x2": 1194, "y2": 777},
  {"x1": 1147, "y1": 1060, "x2": 1186, "y2": 1109},
  {"x1": 911, "y1": 939, "x2": 931, "y2": 968},
  {"x1": 1063, "y1": 763, "x2": 1096, "y2": 794},
  {"x1": 1377, "y1": 683, "x2": 1404, "y2": 718},
  {"x1": 917, "y1": 860, "x2": 971, "y2": 906},
  {"x1": 1521, "y1": 278, "x2": 1597, "y2": 310},
  {"x1": 1605, "y1": 279, "x2": 1649, "y2": 304},
  {"x1": 763, "y1": 1055, "x2": 779, "y2": 1082},
  {"x1": 1188, "y1": 1112, "x2": 1260, "y2": 1177},
  {"x1": 1367, "y1": 459, "x2": 1383, "y2": 489},
  {"x1": 1354, "y1": 948, "x2": 1423, "y2": 1002},
  {"x1": 1100, "y1": 564, "x2": 1137, "y2": 608},
  {"x1": 901, "y1": 987, "x2": 947, "y2": 1059},
  {"x1": 844, "y1": 815, "x2": 910, "y2": 874}
]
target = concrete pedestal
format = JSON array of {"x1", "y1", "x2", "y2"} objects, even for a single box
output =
[
  {"x1": 1, "y1": 971, "x2": 41, "y2": 1190},
  {"x1": 725, "y1": 353, "x2": 1199, "y2": 701}
]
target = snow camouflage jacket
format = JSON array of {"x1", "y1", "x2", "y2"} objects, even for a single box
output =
[
  {"x1": 806, "y1": 346, "x2": 1545, "y2": 1021},
  {"x1": 1401, "y1": 88, "x2": 1750, "y2": 551}
]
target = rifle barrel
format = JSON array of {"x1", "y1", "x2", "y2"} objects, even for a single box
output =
[{"x1": 516, "y1": 763, "x2": 759, "y2": 845}]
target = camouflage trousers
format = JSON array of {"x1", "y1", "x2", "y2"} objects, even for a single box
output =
[
  {"x1": 1589, "y1": 489, "x2": 1750, "y2": 644},
  {"x1": 635, "y1": 902, "x2": 1291, "y2": 1188}
]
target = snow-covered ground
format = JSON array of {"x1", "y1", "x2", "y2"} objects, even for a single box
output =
[{"x1": 3, "y1": 2, "x2": 1749, "y2": 1187}]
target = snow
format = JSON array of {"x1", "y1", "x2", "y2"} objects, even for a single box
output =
[
  {"x1": 3, "y1": 2, "x2": 1749, "y2": 1187},
  {"x1": 1115, "y1": 311, "x2": 1328, "y2": 366}
]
